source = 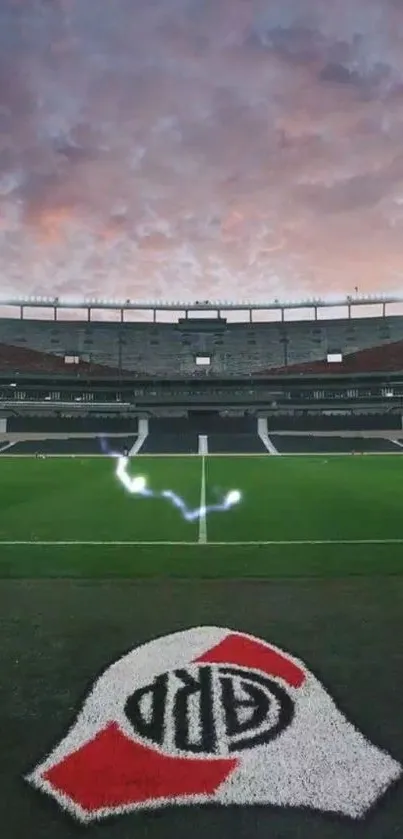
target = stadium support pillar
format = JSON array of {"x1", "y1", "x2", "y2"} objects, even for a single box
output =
[
  {"x1": 53, "y1": 307, "x2": 57, "y2": 321},
  {"x1": 382, "y1": 302, "x2": 386, "y2": 318},
  {"x1": 20, "y1": 305, "x2": 24, "y2": 320},
  {"x1": 198, "y1": 434, "x2": 208, "y2": 455},
  {"x1": 281, "y1": 307, "x2": 285, "y2": 322},
  {"x1": 129, "y1": 419, "x2": 148, "y2": 454},
  {"x1": 249, "y1": 309, "x2": 253, "y2": 323},
  {"x1": 258, "y1": 418, "x2": 279, "y2": 455},
  {"x1": 87, "y1": 307, "x2": 91, "y2": 322},
  {"x1": 120, "y1": 308, "x2": 124, "y2": 323},
  {"x1": 153, "y1": 309, "x2": 157, "y2": 323}
]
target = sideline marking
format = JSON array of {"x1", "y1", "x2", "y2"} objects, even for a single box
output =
[
  {"x1": 1, "y1": 539, "x2": 403, "y2": 547},
  {"x1": 1, "y1": 452, "x2": 403, "y2": 458}
]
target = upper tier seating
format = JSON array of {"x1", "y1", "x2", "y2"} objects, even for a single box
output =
[
  {"x1": 1, "y1": 316, "x2": 403, "y2": 376},
  {"x1": 0, "y1": 342, "x2": 120, "y2": 375},
  {"x1": 267, "y1": 339, "x2": 403, "y2": 375}
]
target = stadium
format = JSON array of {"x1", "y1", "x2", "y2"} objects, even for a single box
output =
[
  {"x1": 2, "y1": 0, "x2": 403, "y2": 836},
  {"x1": 1, "y1": 293, "x2": 403, "y2": 839}
]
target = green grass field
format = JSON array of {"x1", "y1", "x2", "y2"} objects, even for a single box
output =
[{"x1": 0, "y1": 453, "x2": 403, "y2": 578}]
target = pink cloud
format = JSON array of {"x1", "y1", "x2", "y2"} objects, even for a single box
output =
[{"x1": 0, "y1": 0, "x2": 402, "y2": 303}]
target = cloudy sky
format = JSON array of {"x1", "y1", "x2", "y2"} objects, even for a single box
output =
[{"x1": 1, "y1": 0, "x2": 403, "y2": 306}]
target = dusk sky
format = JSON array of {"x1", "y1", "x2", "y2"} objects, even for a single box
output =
[{"x1": 1, "y1": 0, "x2": 403, "y2": 306}]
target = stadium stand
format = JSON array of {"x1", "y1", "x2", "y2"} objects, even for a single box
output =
[
  {"x1": 0, "y1": 342, "x2": 120, "y2": 376},
  {"x1": 140, "y1": 433, "x2": 199, "y2": 455},
  {"x1": 208, "y1": 434, "x2": 267, "y2": 453},
  {"x1": 1, "y1": 315, "x2": 403, "y2": 376},
  {"x1": 6, "y1": 415, "x2": 137, "y2": 433},
  {"x1": 3, "y1": 437, "x2": 136, "y2": 456},
  {"x1": 140, "y1": 416, "x2": 268, "y2": 454},
  {"x1": 269, "y1": 339, "x2": 403, "y2": 375},
  {"x1": 149, "y1": 416, "x2": 257, "y2": 434},
  {"x1": 1, "y1": 304, "x2": 403, "y2": 456},
  {"x1": 265, "y1": 413, "x2": 402, "y2": 431},
  {"x1": 270, "y1": 436, "x2": 401, "y2": 454}
]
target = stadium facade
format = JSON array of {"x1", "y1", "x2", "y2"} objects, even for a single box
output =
[{"x1": 0, "y1": 295, "x2": 403, "y2": 441}]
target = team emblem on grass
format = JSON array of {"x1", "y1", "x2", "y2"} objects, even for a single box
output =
[{"x1": 27, "y1": 627, "x2": 401, "y2": 823}]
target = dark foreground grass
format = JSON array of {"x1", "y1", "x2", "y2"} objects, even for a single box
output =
[
  {"x1": 1, "y1": 456, "x2": 402, "y2": 837},
  {"x1": 1, "y1": 578, "x2": 402, "y2": 839},
  {"x1": 0, "y1": 542, "x2": 403, "y2": 578}
]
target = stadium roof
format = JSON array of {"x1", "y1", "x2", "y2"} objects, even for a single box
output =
[{"x1": 0, "y1": 293, "x2": 402, "y2": 313}]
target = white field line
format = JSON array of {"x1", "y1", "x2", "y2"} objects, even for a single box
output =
[
  {"x1": 198, "y1": 455, "x2": 207, "y2": 544},
  {"x1": 1, "y1": 539, "x2": 403, "y2": 546},
  {"x1": 2, "y1": 452, "x2": 403, "y2": 458},
  {"x1": 198, "y1": 435, "x2": 208, "y2": 544}
]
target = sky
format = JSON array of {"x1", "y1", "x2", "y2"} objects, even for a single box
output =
[{"x1": 1, "y1": 0, "x2": 403, "y2": 307}]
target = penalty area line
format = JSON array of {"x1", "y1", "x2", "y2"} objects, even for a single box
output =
[{"x1": 1, "y1": 539, "x2": 403, "y2": 547}]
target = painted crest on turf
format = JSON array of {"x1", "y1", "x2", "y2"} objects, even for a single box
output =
[{"x1": 27, "y1": 627, "x2": 402, "y2": 823}]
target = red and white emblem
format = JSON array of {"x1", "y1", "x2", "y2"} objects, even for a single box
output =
[{"x1": 27, "y1": 627, "x2": 401, "y2": 822}]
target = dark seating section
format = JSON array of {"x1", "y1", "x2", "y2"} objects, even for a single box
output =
[
  {"x1": 4, "y1": 436, "x2": 137, "y2": 455},
  {"x1": 143, "y1": 416, "x2": 263, "y2": 454},
  {"x1": 266, "y1": 414, "x2": 401, "y2": 432},
  {"x1": 271, "y1": 436, "x2": 400, "y2": 454},
  {"x1": 7, "y1": 416, "x2": 137, "y2": 433},
  {"x1": 149, "y1": 416, "x2": 256, "y2": 434},
  {"x1": 208, "y1": 434, "x2": 267, "y2": 453},
  {"x1": 140, "y1": 433, "x2": 199, "y2": 454}
]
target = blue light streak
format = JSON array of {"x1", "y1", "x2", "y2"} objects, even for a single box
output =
[{"x1": 99, "y1": 438, "x2": 242, "y2": 521}]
